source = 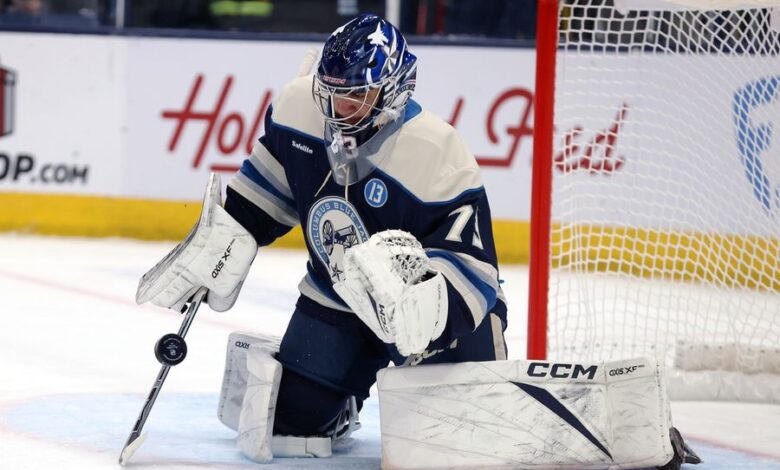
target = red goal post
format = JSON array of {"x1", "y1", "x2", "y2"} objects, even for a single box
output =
[{"x1": 529, "y1": 0, "x2": 780, "y2": 402}]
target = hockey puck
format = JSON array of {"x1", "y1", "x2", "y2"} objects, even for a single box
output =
[{"x1": 154, "y1": 333, "x2": 187, "y2": 366}]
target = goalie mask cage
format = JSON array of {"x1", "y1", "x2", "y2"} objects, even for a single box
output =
[{"x1": 529, "y1": 0, "x2": 780, "y2": 402}]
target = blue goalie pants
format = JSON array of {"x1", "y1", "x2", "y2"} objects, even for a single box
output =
[{"x1": 272, "y1": 295, "x2": 507, "y2": 436}]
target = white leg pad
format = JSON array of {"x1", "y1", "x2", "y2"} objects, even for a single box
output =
[
  {"x1": 377, "y1": 356, "x2": 674, "y2": 470},
  {"x1": 271, "y1": 435, "x2": 332, "y2": 458},
  {"x1": 218, "y1": 331, "x2": 280, "y2": 431},
  {"x1": 237, "y1": 344, "x2": 282, "y2": 463},
  {"x1": 220, "y1": 331, "x2": 338, "y2": 461}
]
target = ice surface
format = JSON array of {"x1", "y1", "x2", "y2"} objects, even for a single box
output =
[{"x1": 0, "y1": 235, "x2": 778, "y2": 469}]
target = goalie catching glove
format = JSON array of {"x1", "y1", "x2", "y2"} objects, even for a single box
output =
[
  {"x1": 333, "y1": 230, "x2": 448, "y2": 356},
  {"x1": 136, "y1": 173, "x2": 258, "y2": 312}
]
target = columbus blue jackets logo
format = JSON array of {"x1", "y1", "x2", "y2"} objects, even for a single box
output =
[
  {"x1": 0, "y1": 59, "x2": 16, "y2": 138},
  {"x1": 307, "y1": 197, "x2": 369, "y2": 282},
  {"x1": 733, "y1": 76, "x2": 780, "y2": 215}
]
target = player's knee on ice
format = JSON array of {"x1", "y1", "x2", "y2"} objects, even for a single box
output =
[{"x1": 273, "y1": 368, "x2": 357, "y2": 436}]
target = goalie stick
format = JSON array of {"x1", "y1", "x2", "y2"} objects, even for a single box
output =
[{"x1": 118, "y1": 287, "x2": 208, "y2": 465}]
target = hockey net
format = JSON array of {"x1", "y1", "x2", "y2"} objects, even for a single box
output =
[{"x1": 530, "y1": 0, "x2": 780, "y2": 402}]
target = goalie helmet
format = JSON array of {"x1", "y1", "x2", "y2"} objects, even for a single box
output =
[
  {"x1": 312, "y1": 14, "x2": 418, "y2": 185},
  {"x1": 313, "y1": 13, "x2": 417, "y2": 136}
]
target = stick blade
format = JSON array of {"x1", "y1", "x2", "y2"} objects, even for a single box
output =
[{"x1": 119, "y1": 431, "x2": 148, "y2": 466}]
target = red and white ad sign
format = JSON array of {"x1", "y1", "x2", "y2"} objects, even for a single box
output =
[
  {"x1": 122, "y1": 37, "x2": 300, "y2": 201},
  {"x1": 0, "y1": 33, "x2": 536, "y2": 219},
  {"x1": 123, "y1": 38, "x2": 536, "y2": 219}
]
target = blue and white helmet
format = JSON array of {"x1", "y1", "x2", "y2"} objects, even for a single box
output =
[{"x1": 312, "y1": 13, "x2": 417, "y2": 137}]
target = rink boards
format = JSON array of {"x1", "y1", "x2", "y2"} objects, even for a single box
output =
[{"x1": 0, "y1": 32, "x2": 777, "y2": 267}]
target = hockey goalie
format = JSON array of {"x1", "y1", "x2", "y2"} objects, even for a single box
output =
[{"x1": 135, "y1": 12, "x2": 700, "y2": 470}]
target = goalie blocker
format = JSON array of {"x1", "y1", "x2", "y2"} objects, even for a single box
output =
[{"x1": 378, "y1": 356, "x2": 700, "y2": 470}]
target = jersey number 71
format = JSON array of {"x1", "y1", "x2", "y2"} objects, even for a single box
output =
[{"x1": 445, "y1": 205, "x2": 484, "y2": 249}]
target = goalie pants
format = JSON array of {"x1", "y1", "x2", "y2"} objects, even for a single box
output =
[{"x1": 272, "y1": 295, "x2": 507, "y2": 436}]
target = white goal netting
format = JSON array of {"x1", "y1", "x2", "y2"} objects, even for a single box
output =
[{"x1": 546, "y1": 0, "x2": 780, "y2": 400}]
